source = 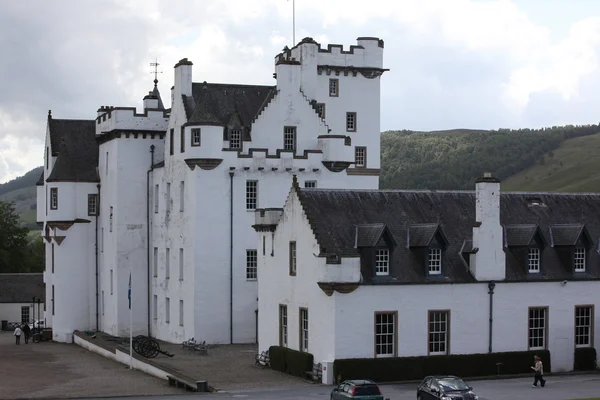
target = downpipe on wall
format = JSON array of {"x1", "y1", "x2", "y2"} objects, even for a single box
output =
[
  {"x1": 95, "y1": 182, "x2": 101, "y2": 331},
  {"x1": 229, "y1": 171, "x2": 234, "y2": 344},
  {"x1": 488, "y1": 281, "x2": 495, "y2": 353},
  {"x1": 146, "y1": 145, "x2": 155, "y2": 337}
]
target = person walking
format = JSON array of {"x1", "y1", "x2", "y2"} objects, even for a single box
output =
[
  {"x1": 531, "y1": 355, "x2": 546, "y2": 388},
  {"x1": 13, "y1": 325, "x2": 22, "y2": 345},
  {"x1": 22, "y1": 323, "x2": 31, "y2": 344}
]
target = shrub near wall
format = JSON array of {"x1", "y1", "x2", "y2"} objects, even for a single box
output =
[
  {"x1": 269, "y1": 346, "x2": 314, "y2": 378},
  {"x1": 574, "y1": 348, "x2": 597, "y2": 371},
  {"x1": 334, "y1": 350, "x2": 551, "y2": 383}
]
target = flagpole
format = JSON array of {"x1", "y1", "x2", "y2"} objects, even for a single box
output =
[{"x1": 129, "y1": 268, "x2": 133, "y2": 369}]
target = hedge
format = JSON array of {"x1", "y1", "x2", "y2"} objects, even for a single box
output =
[
  {"x1": 334, "y1": 350, "x2": 551, "y2": 383},
  {"x1": 269, "y1": 346, "x2": 314, "y2": 378},
  {"x1": 574, "y1": 347, "x2": 597, "y2": 371}
]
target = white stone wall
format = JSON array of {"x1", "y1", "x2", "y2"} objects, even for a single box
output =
[
  {"x1": 0, "y1": 303, "x2": 42, "y2": 324},
  {"x1": 96, "y1": 108, "x2": 168, "y2": 134}
]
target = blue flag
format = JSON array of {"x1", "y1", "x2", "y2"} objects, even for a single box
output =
[{"x1": 128, "y1": 272, "x2": 131, "y2": 310}]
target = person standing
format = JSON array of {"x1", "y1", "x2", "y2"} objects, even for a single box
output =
[
  {"x1": 531, "y1": 355, "x2": 546, "y2": 388},
  {"x1": 13, "y1": 325, "x2": 22, "y2": 345},
  {"x1": 22, "y1": 323, "x2": 31, "y2": 344}
]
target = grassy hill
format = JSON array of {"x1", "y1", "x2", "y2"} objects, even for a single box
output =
[
  {"x1": 0, "y1": 167, "x2": 42, "y2": 231},
  {"x1": 502, "y1": 133, "x2": 600, "y2": 192}
]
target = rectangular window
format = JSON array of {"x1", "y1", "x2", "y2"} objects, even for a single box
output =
[
  {"x1": 229, "y1": 129, "x2": 242, "y2": 149},
  {"x1": 375, "y1": 312, "x2": 397, "y2": 357},
  {"x1": 346, "y1": 112, "x2": 357, "y2": 132},
  {"x1": 52, "y1": 243, "x2": 55, "y2": 273},
  {"x1": 109, "y1": 206, "x2": 113, "y2": 232},
  {"x1": 166, "y1": 183, "x2": 171, "y2": 213},
  {"x1": 528, "y1": 248, "x2": 540, "y2": 273},
  {"x1": 246, "y1": 249, "x2": 258, "y2": 280},
  {"x1": 110, "y1": 269, "x2": 113, "y2": 295},
  {"x1": 101, "y1": 229, "x2": 104, "y2": 252},
  {"x1": 246, "y1": 180, "x2": 258, "y2": 210},
  {"x1": 575, "y1": 306, "x2": 593, "y2": 348},
  {"x1": 166, "y1": 248, "x2": 170, "y2": 279},
  {"x1": 180, "y1": 127, "x2": 185, "y2": 153},
  {"x1": 329, "y1": 78, "x2": 339, "y2": 97},
  {"x1": 300, "y1": 308, "x2": 309, "y2": 352},
  {"x1": 179, "y1": 300, "x2": 184, "y2": 327},
  {"x1": 179, "y1": 248, "x2": 184, "y2": 281},
  {"x1": 46, "y1": 147, "x2": 49, "y2": 168},
  {"x1": 169, "y1": 128, "x2": 174, "y2": 155},
  {"x1": 428, "y1": 248, "x2": 442, "y2": 274},
  {"x1": 304, "y1": 181, "x2": 317, "y2": 188},
  {"x1": 101, "y1": 290, "x2": 104, "y2": 315},
  {"x1": 153, "y1": 295, "x2": 157, "y2": 320},
  {"x1": 574, "y1": 247, "x2": 586, "y2": 272},
  {"x1": 179, "y1": 181, "x2": 185, "y2": 212},
  {"x1": 165, "y1": 297, "x2": 170, "y2": 323},
  {"x1": 283, "y1": 126, "x2": 297, "y2": 151},
  {"x1": 428, "y1": 310, "x2": 449, "y2": 355},
  {"x1": 279, "y1": 305, "x2": 288, "y2": 347},
  {"x1": 105, "y1": 152, "x2": 109, "y2": 175},
  {"x1": 52, "y1": 285, "x2": 55, "y2": 315},
  {"x1": 153, "y1": 247, "x2": 158, "y2": 277},
  {"x1": 154, "y1": 184, "x2": 159, "y2": 213},
  {"x1": 191, "y1": 128, "x2": 201, "y2": 146},
  {"x1": 88, "y1": 194, "x2": 98, "y2": 216},
  {"x1": 375, "y1": 249, "x2": 389, "y2": 276},
  {"x1": 289, "y1": 241, "x2": 297, "y2": 276},
  {"x1": 528, "y1": 307, "x2": 548, "y2": 350},
  {"x1": 355, "y1": 147, "x2": 367, "y2": 168},
  {"x1": 50, "y1": 188, "x2": 58, "y2": 210},
  {"x1": 316, "y1": 103, "x2": 325, "y2": 119},
  {"x1": 21, "y1": 306, "x2": 30, "y2": 324},
  {"x1": 262, "y1": 236, "x2": 266, "y2": 256}
]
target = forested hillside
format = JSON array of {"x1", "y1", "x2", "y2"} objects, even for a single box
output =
[{"x1": 380, "y1": 125, "x2": 600, "y2": 190}]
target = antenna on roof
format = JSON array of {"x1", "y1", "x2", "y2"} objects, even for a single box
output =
[{"x1": 150, "y1": 59, "x2": 163, "y2": 90}]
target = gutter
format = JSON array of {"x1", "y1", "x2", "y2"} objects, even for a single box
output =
[
  {"x1": 95, "y1": 183, "x2": 101, "y2": 331},
  {"x1": 488, "y1": 281, "x2": 495, "y2": 353},
  {"x1": 147, "y1": 145, "x2": 155, "y2": 336},
  {"x1": 229, "y1": 171, "x2": 234, "y2": 344}
]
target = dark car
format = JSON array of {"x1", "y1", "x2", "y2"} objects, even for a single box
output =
[
  {"x1": 417, "y1": 376, "x2": 478, "y2": 400},
  {"x1": 331, "y1": 379, "x2": 387, "y2": 399}
]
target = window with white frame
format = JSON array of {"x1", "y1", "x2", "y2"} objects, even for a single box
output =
[
  {"x1": 375, "y1": 312, "x2": 396, "y2": 357},
  {"x1": 153, "y1": 247, "x2": 158, "y2": 277},
  {"x1": 21, "y1": 306, "x2": 30, "y2": 324},
  {"x1": 283, "y1": 126, "x2": 296, "y2": 151},
  {"x1": 50, "y1": 188, "x2": 58, "y2": 210},
  {"x1": 246, "y1": 249, "x2": 257, "y2": 280},
  {"x1": 246, "y1": 180, "x2": 258, "y2": 210},
  {"x1": 289, "y1": 241, "x2": 297, "y2": 276},
  {"x1": 88, "y1": 194, "x2": 98, "y2": 216},
  {"x1": 229, "y1": 129, "x2": 242, "y2": 149},
  {"x1": 304, "y1": 181, "x2": 317, "y2": 188},
  {"x1": 166, "y1": 248, "x2": 170, "y2": 279},
  {"x1": 165, "y1": 297, "x2": 170, "y2": 323},
  {"x1": 575, "y1": 306, "x2": 593, "y2": 347},
  {"x1": 153, "y1": 295, "x2": 157, "y2": 319},
  {"x1": 179, "y1": 300, "x2": 184, "y2": 327},
  {"x1": 329, "y1": 79, "x2": 339, "y2": 97},
  {"x1": 154, "y1": 184, "x2": 159, "y2": 213},
  {"x1": 428, "y1": 248, "x2": 442, "y2": 274},
  {"x1": 574, "y1": 247, "x2": 586, "y2": 272},
  {"x1": 279, "y1": 305, "x2": 288, "y2": 347},
  {"x1": 179, "y1": 181, "x2": 185, "y2": 212},
  {"x1": 528, "y1": 248, "x2": 540, "y2": 272},
  {"x1": 166, "y1": 183, "x2": 171, "y2": 213},
  {"x1": 528, "y1": 307, "x2": 547, "y2": 350},
  {"x1": 191, "y1": 128, "x2": 201, "y2": 146},
  {"x1": 346, "y1": 112, "x2": 357, "y2": 132},
  {"x1": 428, "y1": 310, "x2": 449, "y2": 355},
  {"x1": 375, "y1": 249, "x2": 389, "y2": 276},
  {"x1": 316, "y1": 103, "x2": 325, "y2": 119},
  {"x1": 300, "y1": 308, "x2": 309, "y2": 352},
  {"x1": 179, "y1": 248, "x2": 184, "y2": 281},
  {"x1": 355, "y1": 147, "x2": 366, "y2": 167}
]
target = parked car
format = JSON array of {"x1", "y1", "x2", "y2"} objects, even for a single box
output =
[
  {"x1": 417, "y1": 376, "x2": 478, "y2": 400},
  {"x1": 330, "y1": 379, "x2": 386, "y2": 399}
]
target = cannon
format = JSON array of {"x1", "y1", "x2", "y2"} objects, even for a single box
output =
[{"x1": 131, "y1": 335, "x2": 174, "y2": 358}]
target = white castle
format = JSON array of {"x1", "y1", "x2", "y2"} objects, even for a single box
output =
[{"x1": 36, "y1": 37, "x2": 387, "y2": 344}]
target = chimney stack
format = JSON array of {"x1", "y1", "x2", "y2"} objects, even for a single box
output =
[
  {"x1": 174, "y1": 58, "x2": 193, "y2": 98},
  {"x1": 470, "y1": 172, "x2": 505, "y2": 281}
]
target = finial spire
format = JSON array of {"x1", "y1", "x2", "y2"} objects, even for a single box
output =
[{"x1": 150, "y1": 59, "x2": 162, "y2": 89}]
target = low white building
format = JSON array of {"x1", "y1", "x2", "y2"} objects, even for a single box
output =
[
  {"x1": 254, "y1": 174, "x2": 600, "y2": 382},
  {"x1": 0, "y1": 274, "x2": 45, "y2": 327}
]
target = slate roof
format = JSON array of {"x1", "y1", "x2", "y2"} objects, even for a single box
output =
[
  {"x1": 549, "y1": 224, "x2": 589, "y2": 246},
  {"x1": 504, "y1": 224, "x2": 539, "y2": 247},
  {"x1": 0, "y1": 274, "x2": 45, "y2": 303},
  {"x1": 46, "y1": 118, "x2": 99, "y2": 183},
  {"x1": 187, "y1": 82, "x2": 276, "y2": 129},
  {"x1": 356, "y1": 224, "x2": 386, "y2": 247},
  {"x1": 408, "y1": 223, "x2": 440, "y2": 247},
  {"x1": 296, "y1": 188, "x2": 600, "y2": 283}
]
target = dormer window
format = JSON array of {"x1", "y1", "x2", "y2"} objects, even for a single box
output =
[
  {"x1": 574, "y1": 247, "x2": 586, "y2": 272},
  {"x1": 375, "y1": 249, "x2": 389, "y2": 276},
  {"x1": 428, "y1": 248, "x2": 442, "y2": 275},
  {"x1": 229, "y1": 129, "x2": 241, "y2": 149},
  {"x1": 528, "y1": 247, "x2": 540, "y2": 273}
]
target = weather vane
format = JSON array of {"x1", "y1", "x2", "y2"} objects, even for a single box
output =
[{"x1": 150, "y1": 59, "x2": 163, "y2": 89}]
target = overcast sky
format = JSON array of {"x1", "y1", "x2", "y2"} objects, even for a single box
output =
[{"x1": 1, "y1": 0, "x2": 600, "y2": 184}]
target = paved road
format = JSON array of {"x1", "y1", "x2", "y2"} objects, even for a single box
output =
[{"x1": 78, "y1": 374, "x2": 600, "y2": 400}]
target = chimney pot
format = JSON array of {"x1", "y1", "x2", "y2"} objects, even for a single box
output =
[{"x1": 484, "y1": 172, "x2": 491, "y2": 178}]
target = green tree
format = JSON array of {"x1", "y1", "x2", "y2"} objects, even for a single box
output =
[{"x1": 0, "y1": 201, "x2": 29, "y2": 273}]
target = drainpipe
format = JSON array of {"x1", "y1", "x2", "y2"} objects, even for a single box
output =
[
  {"x1": 147, "y1": 145, "x2": 155, "y2": 337},
  {"x1": 229, "y1": 171, "x2": 234, "y2": 344},
  {"x1": 95, "y1": 183, "x2": 101, "y2": 331},
  {"x1": 488, "y1": 281, "x2": 496, "y2": 353}
]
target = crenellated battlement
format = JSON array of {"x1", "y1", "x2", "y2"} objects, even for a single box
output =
[{"x1": 95, "y1": 106, "x2": 169, "y2": 136}]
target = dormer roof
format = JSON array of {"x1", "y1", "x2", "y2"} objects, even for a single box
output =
[
  {"x1": 504, "y1": 224, "x2": 545, "y2": 247},
  {"x1": 407, "y1": 223, "x2": 448, "y2": 248},
  {"x1": 355, "y1": 223, "x2": 396, "y2": 248},
  {"x1": 549, "y1": 223, "x2": 592, "y2": 247}
]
